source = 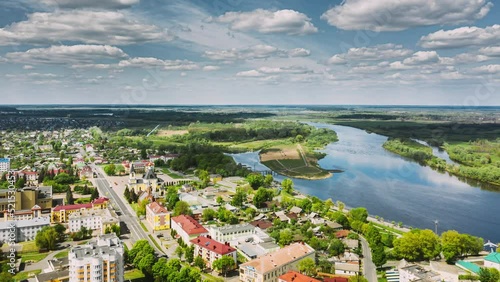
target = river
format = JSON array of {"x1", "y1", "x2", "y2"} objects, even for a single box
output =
[{"x1": 229, "y1": 123, "x2": 500, "y2": 242}]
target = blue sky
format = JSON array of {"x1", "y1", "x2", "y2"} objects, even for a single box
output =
[{"x1": 1, "y1": 0, "x2": 500, "y2": 105}]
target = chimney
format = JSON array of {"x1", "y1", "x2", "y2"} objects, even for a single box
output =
[
  {"x1": 213, "y1": 245, "x2": 216, "y2": 250},
  {"x1": 197, "y1": 239, "x2": 200, "y2": 243}
]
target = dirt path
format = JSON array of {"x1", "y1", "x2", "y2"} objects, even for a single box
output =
[{"x1": 297, "y1": 144, "x2": 308, "y2": 167}]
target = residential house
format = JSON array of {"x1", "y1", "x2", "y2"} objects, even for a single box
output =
[
  {"x1": 68, "y1": 208, "x2": 119, "y2": 234},
  {"x1": 239, "y1": 242, "x2": 316, "y2": 282},
  {"x1": 334, "y1": 262, "x2": 360, "y2": 277},
  {"x1": 209, "y1": 223, "x2": 255, "y2": 242},
  {"x1": 191, "y1": 236, "x2": 237, "y2": 269},
  {"x1": 78, "y1": 166, "x2": 94, "y2": 180}
]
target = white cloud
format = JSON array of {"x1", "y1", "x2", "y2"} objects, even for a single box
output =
[
  {"x1": 236, "y1": 70, "x2": 264, "y2": 77},
  {"x1": 204, "y1": 45, "x2": 279, "y2": 61},
  {"x1": 71, "y1": 64, "x2": 116, "y2": 69},
  {"x1": 288, "y1": 48, "x2": 311, "y2": 57},
  {"x1": 40, "y1": 0, "x2": 139, "y2": 9},
  {"x1": 403, "y1": 51, "x2": 440, "y2": 65},
  {"x1": 440, "y1": 71, "x2": 466, "y2": 80},
  {"x1": 419, "y1": 25, "x2": 500, "y2": 49},
  {"x1": 470, "y1": 64, "x2": 500, "y2": 74},
  {"x1": 204, "y1": 45, "x2": 312, "y2": 61},
  {"x1": 202, "y1": 66, "x2": 221, "y2": 71},
  {"x1": 257, "y1": 66, "x2": 311, "y2": 74},
  {"x1": 6, "y1": 45, "x2": 128, "y2": 65},
  {"x1": 327, "y1": 44, "x2": 413, "y2": 64},
  {"x1": 0, "y1": 11, "x2": 172, "y2": 46},
  {"x1": 23, "y1": 65, "x2": 34, "y2": 70},
  {"x1": 321, "y1": 0, "x2": 492, "y2": 31},
  {"x1": 118, "y1": 57, "x2": 199, "y2": 70},
  {"x1": 214, "y1": 9, "x2": 317, "y2": 35},
  {"x1": 479, "y1": 46, "x2": 500, "y2": 57}
]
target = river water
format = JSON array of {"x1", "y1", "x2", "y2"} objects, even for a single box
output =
[{"x1": 229, "y1": 123, "x2": 500, "y2": 242}]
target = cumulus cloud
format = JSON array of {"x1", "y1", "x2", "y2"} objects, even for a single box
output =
[
  {"x1": 402, "y1": 51, "x2": 440, "y2": 65},
  {"x1": 204, "y1": 45, "x2": 310, "y2": 61},
  {"x1": 321, "y1": 0, "x2": 492, "y2": 31},
  {"x1": 419, "y1": 25, "x2": 500, "y2": 49},
  {"x1": 6, "y1": 45, "x2": 128, "y2": 65},
  {"x1": 327, "y1": 44, "x2": 413, "y2": 64},
  {"x1": 470, "y1": 64, "x2": 500, "y2": 74},
  {"x1": 40, "y1": 0, "x2": 139, "y2": 9},
  {"x1": 0, "y1": 11, "x2": 172, "y2": 46},
  {"x1": 213, "y1": 9, "x2": 317, "y2": 35},
  {"x1": 236, "y1": 70, "x2": 264, "y2": 77},
  {"x1": 202, "y1": 66, "x2": 221, "y2": 71},
  {"x1": 287, "y1": 48, "x2": 311, "y2": 57},
  {"x1": 479, "y1": 46, "x2": 500, "y2": 57},
  {"x1": 118, "y1": 57, "x2": 199, "y2": 70}
]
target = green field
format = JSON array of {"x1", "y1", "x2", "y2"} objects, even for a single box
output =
[
  {"x1": 54, "y1": 250, "x2": 69, "y2": 259},
  {"x1": 19, "y1": 252, "x2": 49, "y2": 263},
  {"x1": 124, "y1": 269, "x2": 146, "y2": 281},
  {"x1": 13, "y1": 269, "x2": 42, "y2": 281}
]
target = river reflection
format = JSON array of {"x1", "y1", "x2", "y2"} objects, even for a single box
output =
[{"x1": 229, "y1": 123, "x2": 500, "y2": 242}]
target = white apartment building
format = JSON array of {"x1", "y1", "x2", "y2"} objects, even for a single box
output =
[
  {"x1": 68, "y1": 208, "x2": 119, "y2": 234},
  {"x1": 0, "y1": 217, "x2": 50, "y2": 242},
  {"x1": 0, "y1": 158, "x2": 10, "y2": 173},
  {"x1": 209, "y1": 223, "x2": 256, "y2": 242},
  {"x1": 69, "y1": 234, "x2": 124, "y2": 282}
]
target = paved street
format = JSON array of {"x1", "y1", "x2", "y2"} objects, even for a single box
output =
[
  {"x1": 90, "y1": 165, "x2": 164, "y2": 255},
  {"x1": 360, "y1": 236, "x2": 377, "y2": 282}
]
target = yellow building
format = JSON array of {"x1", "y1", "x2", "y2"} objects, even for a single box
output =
[
  {"x1": 128, "y1": 164, "x2": 161, "y2": 192},
  {"x1": 51, "y1": 197, "x2": 109, "y2": 223},
  {"x1": 146, "y1": 202, "x2": 170, "y2": 231},
  {"x1": 0, "y1": 186, "x2": 53, "y2": 216}
]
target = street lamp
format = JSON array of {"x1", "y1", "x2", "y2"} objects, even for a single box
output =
[{"x1": 434, "y1": 220, "x2": 439, "y2": 234}]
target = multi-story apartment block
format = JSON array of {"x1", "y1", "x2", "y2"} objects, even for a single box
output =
[
  {"x1": 146, "y1": 202, "x2": 170, "y2": 231},
  {"x1": 51, "y1": 197, "x2": 109, "y2": 223},
  {"x1": 171, "y1": 214, "x2": 208, "y2": 245},
  {"x1": 0, "y1": 217, "x2": 50, "y2": 242},
  {"x1": 0, "y1": 158, "x2": 10, "y2": 173},
  {"x1": 68, "y1": 208, "x2": 119, "y2": 234},
  {"x1": 69, "y1": 234, "x2": 124, "y2": 282},
  {"x1": 191, "y1": 235, "x2": 237, "y2": 269}
]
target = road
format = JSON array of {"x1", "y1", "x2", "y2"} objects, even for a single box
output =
[
  {"x1": 90, "y1": 164, "x2": 164, "y2": 255},
  {"x1": 360, "y1": 236, "x2": 377, "y2": 282}
]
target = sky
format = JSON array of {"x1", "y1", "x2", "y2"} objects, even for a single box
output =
[{"x1": 0, "y1": 0, "x2": 500, "y2": 105}]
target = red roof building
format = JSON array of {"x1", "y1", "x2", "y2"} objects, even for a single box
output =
[
  {"x1": 278, "y1": 271, "x2": 321, "y2": 282},
  {"x1": 324, "y1": 278, "x2": 349, "y2": 282},
  {"x1": 190, "y1": 236, "x2": 237, "y2": 269},
  {"x1": 335, "y1": 230, "x2": 350, "y2": 239},
  {"x1": 51, "y1": 197, "x2": 109, "y2": 223},
  {"x1": 171, "y1": 215, "x2": 208, "y2": 245}
]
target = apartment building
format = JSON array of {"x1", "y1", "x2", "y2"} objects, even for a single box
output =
[
  {"x1": 191, "y1": 235, "x2": 237, "y2": 269},
  {"x1": 146, "y1": 202, "x2": 170, "y2": 231}
]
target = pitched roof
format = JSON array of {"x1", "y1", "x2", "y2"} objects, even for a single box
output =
[
  {"x1": 190, "y1": 236, "x2": 236, "y2": 255},
  {"x1": 172, "y1": 215, "x2": 208, "y2": 235},
  {"x1": 250, "y1": 220, "x2": 273, "y2": 230},
  {"x1": 335, "y1": 230, "x2": 350, "y2": 238},
  {"x1": 485, "y1": 252, "x2": 500, "y2": 264},
  {"x1": 278, "y1": 271, "x2": 320, "y2": 282},
  {"x1": 324, "y1": 278, "x2": 349, "y2": 282},
  {"x1": 52, "y1": 197, "x2": 108, "y2": 211},
  {"x1": 241, "y1": 243, "x2": 315, "y2": 274},
  {"x1": 147, "y1": 202, "x2": 168, "y2": 214}
]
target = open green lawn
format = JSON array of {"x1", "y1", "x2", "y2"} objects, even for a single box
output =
[
  {"x1": 54, "y1": 250, "x2": 69, "y2": 259},
  {"x1": 124, "y1": 269, "x2": 146, "y2": 281},
  {"x1": 148, "y1": 235, "x2": 162, "y2": 251},
  {"x1": 18, "y1": 241, "x2": 39, "y2": 252},
  {"x1": 75, "y1": 197, "x2": 91, "y2": 204},
  {"x1": 160, "y1": 167, "x2": 184, "y2": 179},
  {"x1": 13, "y1": 269, "x2": 42, "y2": 281},
  {"x1": 214, "y1": 138, "x2": 293, "y2": 151},
  {"x1": 19, "y1": 252, "x2": 49, "y2": 263}
]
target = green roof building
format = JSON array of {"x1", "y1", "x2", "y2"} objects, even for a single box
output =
[{"x1": 485, "y1": 252, "x2": 500, "y2": 271}]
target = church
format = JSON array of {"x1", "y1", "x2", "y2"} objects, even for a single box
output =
[{"x1": 128, "y1": 162, "x2": 162, "y2": 192}]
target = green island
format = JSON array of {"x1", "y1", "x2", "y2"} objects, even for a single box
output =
[{"x1": 383, "y1": 138, "x2": 500, "y2": 186}]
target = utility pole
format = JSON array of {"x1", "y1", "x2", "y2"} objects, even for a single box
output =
[{"x1": 434, "y1": 220, "x2": 439, "y2": 234}]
